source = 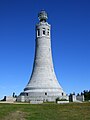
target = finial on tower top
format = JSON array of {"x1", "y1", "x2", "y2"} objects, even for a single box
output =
[{"x1": 38, "y1": 10, "x2": 48, "y2": 22}]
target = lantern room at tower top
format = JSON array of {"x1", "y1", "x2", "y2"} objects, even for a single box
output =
[
  {"x1": 36, "y1": 10, "x2": 50, "y2": 39},
  {"x1": 38, "y1": 10, "x2": 48, "y2": 22}
]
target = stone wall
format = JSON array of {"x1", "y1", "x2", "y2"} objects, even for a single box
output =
[{"x1": 76, "y1": 95, "x2": 84, "y2": 102}]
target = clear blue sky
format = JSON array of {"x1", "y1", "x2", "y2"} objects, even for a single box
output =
[{"x1": 0, "y1": 0, "x2": 90, "y2": 99}]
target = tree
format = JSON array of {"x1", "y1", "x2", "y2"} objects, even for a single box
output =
[{"x1": 83, "y1": 90, "x2": 90, "y2": 101}]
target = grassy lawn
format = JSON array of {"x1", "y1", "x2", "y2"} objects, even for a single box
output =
[{"x1": 0, "y1": 102, "x2": 90, "y2": 120}]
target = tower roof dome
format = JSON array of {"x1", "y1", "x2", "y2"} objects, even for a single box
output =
[{"x1": 38, "y1": 10, "x2": 48, "y2": 22}]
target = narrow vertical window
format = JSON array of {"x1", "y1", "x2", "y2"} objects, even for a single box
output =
[
  {"x1": 47, "y1": 29, "x2": 50, "y2": 36},
  {"x1": 62, "y1": 93, "x2": 64, "y2": 96},
  {"x1": 42, "y1": 28, "x2": 45, "y2": 35},
  {"x1": 37, "y1": 29, "x2": 40, "y2": 37}
]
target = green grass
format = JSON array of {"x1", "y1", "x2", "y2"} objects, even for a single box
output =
[{"x1": 0, "y1": 102, "x2": 90, "y2": 120}]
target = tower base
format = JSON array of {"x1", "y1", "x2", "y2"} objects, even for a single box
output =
[{"x1": 17, "y1": 88, "x2": 68, "y2": 102}]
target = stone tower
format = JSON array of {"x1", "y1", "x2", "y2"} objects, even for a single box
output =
[{"x1": 17, "y1": 10, "x2": 68, "y2": 102}]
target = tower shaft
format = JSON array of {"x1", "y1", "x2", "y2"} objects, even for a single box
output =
[{"x1": 25, "y1": 22, "x2": 61, "y2": 90}]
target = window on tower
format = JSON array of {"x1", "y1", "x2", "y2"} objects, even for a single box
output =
[
  {"x1": 37, "y1": 29, "x2": 40, "y2": 37},
  {"x1": 47, "y1": 29, "x2": 50, "y2": 36},
  {"x1": 62, "y1": 93, "x2": 64, "y2": 96},
  {"x1": 42, "y1": 28, "x2": 45, "y2": 35},
  {"x1": 45, "y1": 92, "x2": 47, "y2": 95}
]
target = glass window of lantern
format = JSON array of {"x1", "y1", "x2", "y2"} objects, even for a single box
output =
[
  {"x1": 47, "y1": 29, "x2": 50, "y2": 36},
  {"x1": 42, "y1": 28, "x2": 45, "y2": 35},
  {"x1": 37, "y1": 29, "x2": 40, "y2": 37}
]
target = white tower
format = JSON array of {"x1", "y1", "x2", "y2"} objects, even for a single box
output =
[{"x1": 17, "y1": 10, "x2": 67, "y2": 102}]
